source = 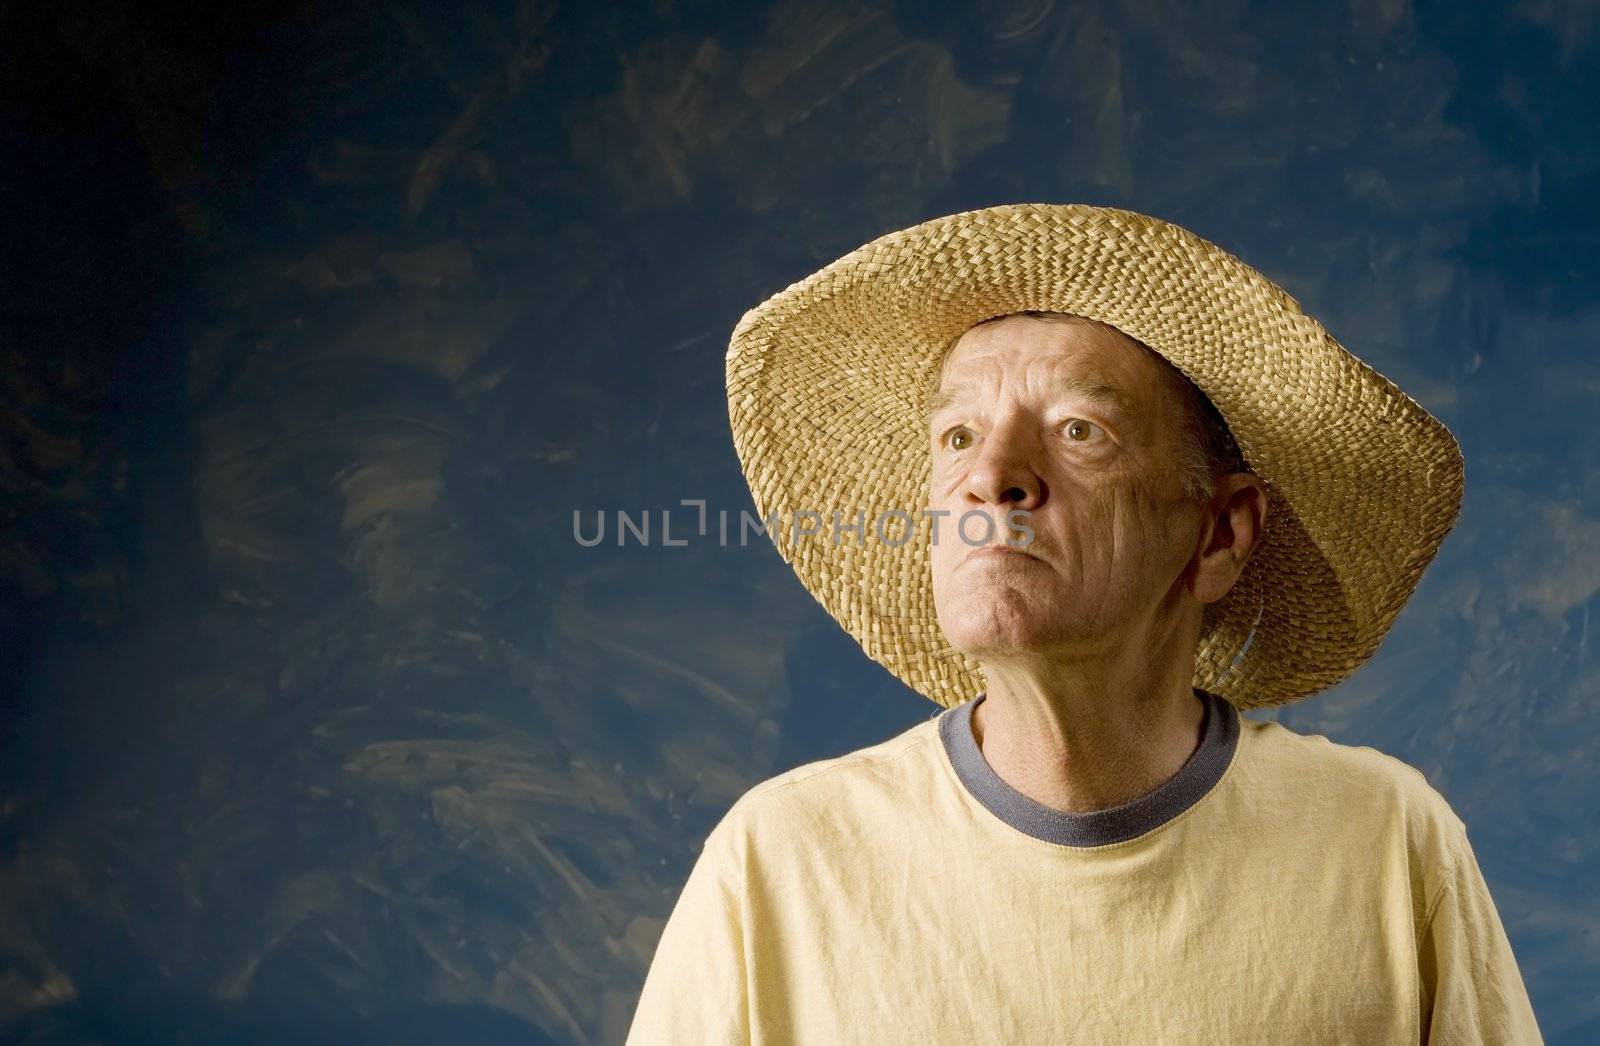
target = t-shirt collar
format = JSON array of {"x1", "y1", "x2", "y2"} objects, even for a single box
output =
[{"x1": 937, "y1": 686, "x2": 1240, "y2": 847}]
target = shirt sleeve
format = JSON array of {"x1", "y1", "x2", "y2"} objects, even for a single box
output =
[
  {"x1": 1416, "y1": 820, "x2": 1543, "y2": 1045},
  {"x1": 625, "y1": 826, "x2": 750, "y2": 1046}
]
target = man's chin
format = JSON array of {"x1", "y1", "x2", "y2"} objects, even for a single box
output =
[{"x1": 939, "y1": 612, "x2": 1074, "y2": 661}]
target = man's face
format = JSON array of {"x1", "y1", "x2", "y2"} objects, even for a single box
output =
[{"x1": 926, "y1": 314, "x2": 1210, "y2": 662}]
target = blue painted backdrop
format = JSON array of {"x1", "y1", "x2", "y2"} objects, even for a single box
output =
[{"x1": 1, "y1": 1, "x2": 1593, "y2": 1042}]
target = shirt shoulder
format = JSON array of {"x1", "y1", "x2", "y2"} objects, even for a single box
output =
[
  {"x1": 702, "y1": 714, "x2": 946, "y2": 868},
  {"x1": 1241, "y1": 715, "x2": 1460, "y2": 811},
  {"x1": 1237, "y1": 716, "x2": 1469, "y2": 904}
]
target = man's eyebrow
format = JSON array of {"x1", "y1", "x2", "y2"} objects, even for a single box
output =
[
  {"x1": 924, "y1": 378, "x2": 1136, "y2": 425},
  {"x1": 1054, "y1": 377, "x2": 1136, "y2": 415},
  {"x1": 924, "y1": 383, "x2": 970, "y2": 425}
]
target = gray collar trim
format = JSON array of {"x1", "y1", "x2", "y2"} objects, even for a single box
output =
[{"x1": 938, "y1": 688, "x2": 1239, "y2": 847}]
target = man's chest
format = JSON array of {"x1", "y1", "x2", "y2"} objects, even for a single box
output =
[{"x1": 740, "y1": 831, "x2": 1424, "y2": 1045}]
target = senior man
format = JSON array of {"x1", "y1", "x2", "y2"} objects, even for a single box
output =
[{"x1": 627, "y1": 205, "x2": 1542, "y2": 1044}]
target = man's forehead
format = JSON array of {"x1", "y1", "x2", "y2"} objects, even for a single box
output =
[
  {"x1": 923, "y1": 315, "x2": 1201, "y2": 434},
  {"x1": 927, "y1": 371, "x2": 1138, "y2": 419},
  {"x1": 945, "y1": 313, "x2": 1148, "y2": 368},
  {"x1": 938, "y1": 318, "x2": 1164, "y2": 393}
]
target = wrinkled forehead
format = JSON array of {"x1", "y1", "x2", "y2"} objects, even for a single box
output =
[{"x1": 935, "y1": 312, "x2": 1181, "y2": 397}]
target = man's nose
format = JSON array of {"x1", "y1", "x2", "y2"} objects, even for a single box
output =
[{"x1": 964, "y1": 425, "x2": 1045, "y2": 511}]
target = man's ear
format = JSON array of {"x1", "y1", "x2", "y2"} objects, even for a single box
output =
[{"x1": 1191, "y1": 473, "x2": 1269, "y2": 605}]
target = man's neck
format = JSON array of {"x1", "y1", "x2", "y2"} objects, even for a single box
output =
[{"x1": 969, "y1": 658, "x2": 1206, "y2": 815}]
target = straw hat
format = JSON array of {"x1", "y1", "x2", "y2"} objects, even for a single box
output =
[{"x1": 725, "y1": 204, "x2": 1464, "y2": 711}]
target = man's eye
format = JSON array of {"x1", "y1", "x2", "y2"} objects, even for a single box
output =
[
  {"x1": 946, "y1": 427, "x2": 974, "y2": 450},
  {"x1": 1063, "y1": 419, "x2": 1101, "y2": 442}
]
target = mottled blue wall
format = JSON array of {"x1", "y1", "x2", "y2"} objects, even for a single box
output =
[{"x1": 1, "y1": 1, "x2": 1593, "y2": 1042}]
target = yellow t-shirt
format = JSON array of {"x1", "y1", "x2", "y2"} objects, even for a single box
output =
[{"x1": 627, "y1": 688, "x2": 1543, "y2": 1045}]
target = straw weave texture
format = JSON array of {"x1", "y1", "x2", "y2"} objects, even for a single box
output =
[{"x1": 726, "y1": 204, "x2": 1464, "y2": 710}]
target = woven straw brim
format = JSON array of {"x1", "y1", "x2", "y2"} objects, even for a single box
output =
[{"x1": 725, "y1": 204, "x2": 1464, "y2": 711}]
